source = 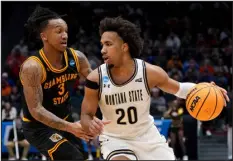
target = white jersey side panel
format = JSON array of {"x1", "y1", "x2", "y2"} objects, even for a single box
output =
[{"x1": 98, "y1": 59, "x2": 155, "y2": 139}]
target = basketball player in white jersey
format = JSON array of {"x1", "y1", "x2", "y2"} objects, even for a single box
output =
[{"x1": 80, "y1": 17, "x2": 229, "y2": 160}]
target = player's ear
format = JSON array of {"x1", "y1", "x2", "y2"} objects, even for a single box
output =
[
  {"x1": 40, "y1": 32, "x2": 48, "y2": 41},
  {"x1": 122, "y1": 43, "x2": 129, "y2": 53}
]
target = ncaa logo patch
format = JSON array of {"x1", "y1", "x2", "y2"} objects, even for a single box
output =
[
  {"x1": 103, "y1": 76, "x2": 109, "y2": 83},
  {"x1": 69, "y1": 60, "x2": 75, "y2": 67},
  {"x1": 49, "y1": 133, "x2": 63, "y2": 142}
]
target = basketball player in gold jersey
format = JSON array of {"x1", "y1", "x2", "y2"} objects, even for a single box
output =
[
  {"x1": 19, "y1": 6, "x2": 93, "y2": 160},
  {"x1": 80, "y1": 17, "x2": 230, "y2": 160}
]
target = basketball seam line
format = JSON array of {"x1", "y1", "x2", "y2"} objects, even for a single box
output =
[
  {"x1": 186, "y1": 85, "x2": 211, "y2": 107},
  {"x1": 208, "y1": 87, "x2": 218, "y2": 119},
  {"x1": 196, "y1": 88, "x2": 211, "y2": 118}
]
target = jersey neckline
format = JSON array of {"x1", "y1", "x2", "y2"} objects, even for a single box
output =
[
  {"x1": 106, "y1": 59, "x2": 138, "y2": 87},
  {"x1": 39, "y1": 49, "x2": 68, "y2": 73}
]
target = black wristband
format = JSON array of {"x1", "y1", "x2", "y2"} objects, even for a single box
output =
[{"x1": 85, "y1": 79, "x2": 99, "y2": 89}]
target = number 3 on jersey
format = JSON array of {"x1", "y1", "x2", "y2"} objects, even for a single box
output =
[
  {"x1": 58, "y1": 83, "x2": 65, "y2": 95},
  {"x1": 116, "y1": 106, "x2": 138, "y2": 124}
]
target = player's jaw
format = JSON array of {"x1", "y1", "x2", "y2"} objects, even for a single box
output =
[
  {"x1": 102, "y1": 55, "x2": 110, "y2": 64},
  {"x1": 52, "y1": 38, "x2": 68, "y2": 53},
  {"x1": 59, "y1": 40, "x2": 67, "y2": 51}
]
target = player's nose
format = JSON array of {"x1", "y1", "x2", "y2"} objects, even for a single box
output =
[
  {"x1": 101, "y1": 47, "x2": 107, "y2": 55},
  {"x1": 62, "y1": 32, "x2": 68, "y2": 40}
]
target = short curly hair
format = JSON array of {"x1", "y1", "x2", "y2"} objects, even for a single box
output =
[{"x1": 99, "y1": 17, "x2": 143, "y2": 58}]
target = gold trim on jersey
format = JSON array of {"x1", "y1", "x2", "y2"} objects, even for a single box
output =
[
  {"x1": 22, "y1": 114, "x2": 70, "y2": 122},
  {"x1": 69, "y1": 48, "x2": 80, "y2": 72},
  {"x1": 22, "y1": 117, "x2": 31, "y2": 122},
  {"x1": 19, "y1": 56, "x2": 47, "y2": 85},
  {"x1": 63, "y1": 114, "x2": 69, "y2": 120},
  {"x1": 48, "y1": 139, "x2": 68, "y2": 160},
  {"x1": 39, "y1": 49, "x2": 68, "y2": 73}
]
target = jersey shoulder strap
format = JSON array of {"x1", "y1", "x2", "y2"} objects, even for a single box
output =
[
  {"x1": 66, "y1": 48, "x2": 81, "y2": 73},
  {"x1": 19, "y1": 50, "x2": 47, "y2": 85}
]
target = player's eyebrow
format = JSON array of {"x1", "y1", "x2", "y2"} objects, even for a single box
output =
[{"x1": 100, "y1": 40, "x2": 112, "y2": 45}]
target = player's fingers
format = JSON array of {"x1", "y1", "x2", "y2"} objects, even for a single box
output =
[
  {"x1": 89, "y1": 122, "x2": 102, "y2": 135},
  {"x1": 219, "y1": 87, "x2": 227, "y2": 94},
  {"x1": 93, "y1": 117, "x2": 104, "y2": 128},
  {"x1": 210, "y1": 81, "x2": 216, "y2": 85},
  {"x1": 86, "y1": 131, "x2": 95, "y2": 137},
  {"x1": 74, "y1": 132, "x2": 89, "y2": 141},
  {"x1": 211, "y1": 82, "x2": 227, "y2": 94},
  {"x1": 81, "y1": 136, "x2": 89, "y2": 142},
  {"x1": 89, "y1": 125, "x2": 99, "y2": 135},
  {"x1": 223, "y1": 92, "x2": 230, "y2": 103},
  {"x1": 217, "y1": 87, "x2": 229, "y2": 102},
  {"x1": 102, "y1": 120, "x2": 111, "y2": 125},
  {"x1": 224, "y1": 94, "x2": 230, "y2": 102},
  {"x1": 79, "y1": 128, "x2": 95, "y2": 138},
  {"x1": 83, "y1": 130, "x2": 95, "y2": 138},
  {"x1": 90, "y1": 119, "x2": 101, "y2": 129},
  {"x1": 84, "y1": 134, "x2": 94, "y2": 140},
  {"x1": 224, "y1": 100, "x2": 227, "y2": 107}
]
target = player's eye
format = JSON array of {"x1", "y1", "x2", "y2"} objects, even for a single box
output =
[{"x1": 56, "y1": 29, "x2": 62, "y2": 34}]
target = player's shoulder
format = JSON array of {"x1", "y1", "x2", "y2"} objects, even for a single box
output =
[
  {"x1": 142, "y1": 60, "x2": 167, "y2": 80},
  {"x1": 69, "y1": 47, "x2": 86, "y2": 59},
  {"x1": 21, "y1": 56, "x2": 42, "y2": 72},
  {"x1": 142, "y1": 60, "x2": 162, "y2": 71},
  {"x1": 19, "y1": 56, "x2": 47, "y2": 81},
  {"x1": 20, "y1": 56, "x2": 45, "y2": 85},
  {"x1": 87, "y1": 68, "x2": 100, "y2": 84}
]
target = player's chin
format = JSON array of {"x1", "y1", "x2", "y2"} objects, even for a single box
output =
[
  {"x1": 104, "y1": 58, "x2": 113, "y2": 65},
  {"x1": 108, "y1": 64, "x2": 114, "y2": 68},
  {"x1": 57, "y1": 45, "x2": 67, "y2": 52}
]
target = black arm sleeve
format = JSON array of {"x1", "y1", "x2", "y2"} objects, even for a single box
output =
[{"x1": 85, "y1": 79, "x2": 99, "y2": 90}]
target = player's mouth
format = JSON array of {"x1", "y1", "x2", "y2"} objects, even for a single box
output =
[
  {"x1": 61, "y1": 42, "x2": 67, "y2": 47},
  {"x1": 103, "y1": 56, "x2": 109, "y2": 63}
]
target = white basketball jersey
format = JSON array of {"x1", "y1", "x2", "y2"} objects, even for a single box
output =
[{"x1": 98, "y1": 59, "x2": 155, "y2": 139}]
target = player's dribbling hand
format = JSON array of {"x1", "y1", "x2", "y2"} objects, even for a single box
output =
[
  {"x1": 68, "y1": 121, "x2": 94, "y2": 142},
  {"x1": 89, "y1": 116, "x2": 111, "y2": 136},
  {"x1": 210, "y1": 81, "x2": 230, "y2": 106}
]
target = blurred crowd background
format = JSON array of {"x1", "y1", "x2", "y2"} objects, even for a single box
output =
[{"x1": 1, "y1": 1, "x2": 232, "y2": 160}]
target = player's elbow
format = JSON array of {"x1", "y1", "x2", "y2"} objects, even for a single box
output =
[{"x1": 28, "y1": 106, "x2": 43, "y2": 121}]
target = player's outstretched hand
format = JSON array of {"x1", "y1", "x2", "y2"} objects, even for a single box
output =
[
  {"x1": 68, "y1": 121, "x2": 94, "y2": 142},
  {"x1": 210, "y1": 81, "x2": 230, "y2": 106},
  {"x1": 89, "y1": 116, "x2": 111, "y2": 137}
]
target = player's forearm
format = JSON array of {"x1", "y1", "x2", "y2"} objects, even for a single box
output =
[
  {"x1": 31, "y1": 106, "x2": 72, "y2": 132},
  {"x1": 80, "y1": 113, "x2": 94, "y2": 132}
]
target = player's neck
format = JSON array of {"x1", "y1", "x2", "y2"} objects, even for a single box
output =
[
  {"x1": 112, "y1": 58, "x2": 135, "y2": 73},
  {"x1": 43, "y1": 46, "x2": 64, "y2": 68}
]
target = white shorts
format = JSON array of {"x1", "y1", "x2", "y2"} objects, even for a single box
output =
[{"x1": 99, "y1": 125, "x2": 175, "y2": 160}]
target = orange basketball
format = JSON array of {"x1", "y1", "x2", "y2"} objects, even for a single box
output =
[{"x1": 186, "y1": 83, "x2": 225, "y2": 121}]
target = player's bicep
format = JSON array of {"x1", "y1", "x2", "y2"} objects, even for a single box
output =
[
  {"x1": 23, "y1": 85, "x2": 43, "y2": 113},
  {"x1": 82, "y1": 86, "x2": 99, "y2": 115},
  {"x1": 81, "y1": 69, "x2": 100, "y2": 116},
  {"x1": 20, "y1": 60, "x2": 43, "y2": 115},
  {"x1": 146, "y1": 63, "x2": 179, "y2": 94}
]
